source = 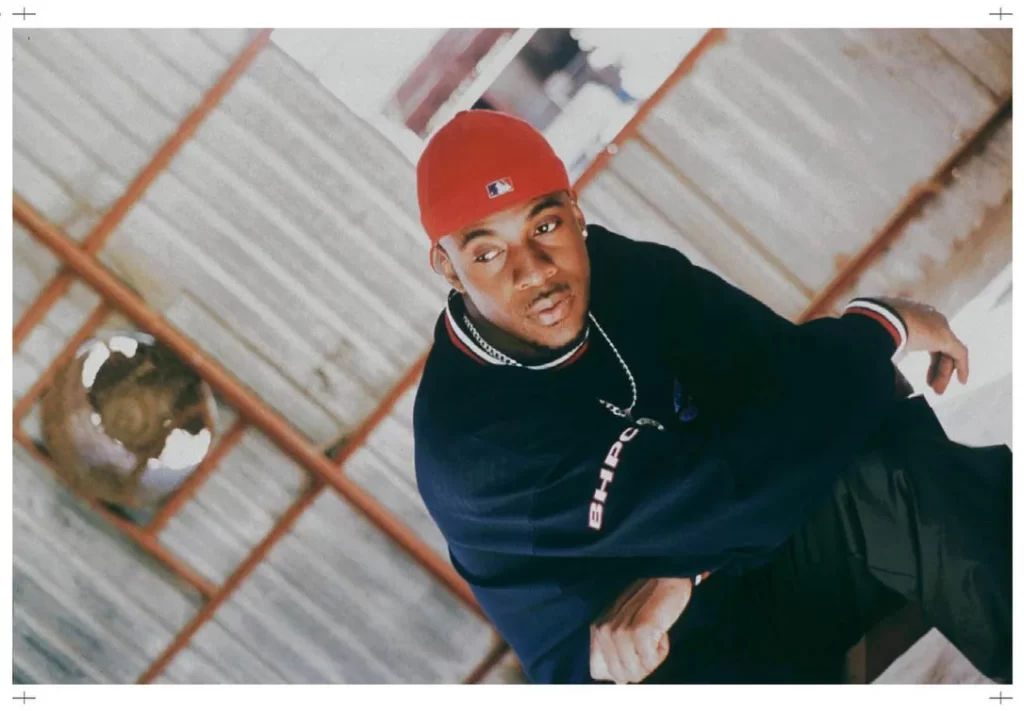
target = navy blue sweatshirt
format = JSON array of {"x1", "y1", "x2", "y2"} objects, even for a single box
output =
[{"x1": 413, "y1": 226, "x2": 902, "y2": 683}]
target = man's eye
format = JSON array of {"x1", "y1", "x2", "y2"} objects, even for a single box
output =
[
  {"x1": 536, "y1": 219, "x2": 560, "y2": 235},
  {"x1": 475, "y1": 249, "x2": 500, "y2": 263}
]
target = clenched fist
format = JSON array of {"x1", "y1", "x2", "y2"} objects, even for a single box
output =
[{"x1": 590, "y1": 577, "x2": 693, "y2": 684}]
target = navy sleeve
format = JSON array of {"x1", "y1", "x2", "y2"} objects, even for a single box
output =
[{"x1": 643, "y1": 242, "x2": 901, "y2": 415}]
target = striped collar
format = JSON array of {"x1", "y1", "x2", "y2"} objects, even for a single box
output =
[{"x1": 443, "y1": 292, "x2": 590, "y2": 370}]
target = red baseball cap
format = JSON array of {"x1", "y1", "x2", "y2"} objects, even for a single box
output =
[{"x1": 416, "y1": 110, "x2": 571, "y2": 245}]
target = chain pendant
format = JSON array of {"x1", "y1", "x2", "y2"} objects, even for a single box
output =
[
  {"x1": 634, "y1": 417, "x2": 665, "y2": 431},
  {"x1": 601, "y1": 401, "x2": 665, "y2": 431}
]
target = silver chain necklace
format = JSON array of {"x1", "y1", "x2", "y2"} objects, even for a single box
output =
[
  {"x1": 461, "y1": 313, "x2": 525, "y2": 367},
  {"x1": 461, "y1": 311, "x2": 665, "y2": 430}
]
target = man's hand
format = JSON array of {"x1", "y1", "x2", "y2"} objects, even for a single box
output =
[
  {"x1": 590, "y1": 577, "x2": 693, "y2": 684},
  {"x1": 877, "y1": 297, "x2": 969, "y2": 395}
]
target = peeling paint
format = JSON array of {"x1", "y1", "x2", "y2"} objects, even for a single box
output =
[
  {"x1": 108, "y1": 336, "x2": 139, "y2": 359},
  {"x1": 80, "y1": 343, "x2": 111, "y2": 389},
  {"x1": 154, "y1": 428, "x2": 212, "y2": 470}
]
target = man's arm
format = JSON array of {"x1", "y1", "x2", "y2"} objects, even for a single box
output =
[
  {"x1": 639, "y1": 241, "x2": 903, "y2": 412},
  {"x1": 644, "y1": 242, "x2": 966, "y2": 403}
]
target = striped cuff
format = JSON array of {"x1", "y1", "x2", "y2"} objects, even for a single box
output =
[{"x1": 843, "y1": 298, "x2": 907, "y2": 358}]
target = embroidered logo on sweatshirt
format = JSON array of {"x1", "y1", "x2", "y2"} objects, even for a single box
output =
[
  {"x1": 674, "y1": 380, "x2": 700, "y2": 422},
  {"x1": 588, "y1": 426, "x2": 639, "y2": 531}
]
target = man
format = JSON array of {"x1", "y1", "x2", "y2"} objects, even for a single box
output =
[{"x1": 412, "y1": 109, "x2": 1011, "y2": 684}]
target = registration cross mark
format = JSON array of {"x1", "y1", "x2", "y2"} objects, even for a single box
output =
[
  {"x1": 12, "y1": 692, "x2": 35, "y2": 705},
  {"x1": 990, "y1": 6, "x2": 1013, "y2": 19}
]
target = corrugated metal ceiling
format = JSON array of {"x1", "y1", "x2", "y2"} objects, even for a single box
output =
[
  {"x1": 12, "y1": 27, "x2": 1012, "y2": 685},
  {"x1": 578, "y1": 28, "x2": 1011, "y2": 319}
]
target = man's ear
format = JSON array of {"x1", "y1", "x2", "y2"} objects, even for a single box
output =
[
  {"x1": 568, "y1": 189, "x2": 588, "y2": 235},
  {"x1": 430, "y1": 243, "x2": 466, "y2": 293}
]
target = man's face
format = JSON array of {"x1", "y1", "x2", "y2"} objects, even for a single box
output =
[{"x1": 436, "y1": 191, "x2": 591, "y2": 351}]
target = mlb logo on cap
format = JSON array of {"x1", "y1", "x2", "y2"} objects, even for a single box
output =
[{"x1": 486, "y1": 178, "x2": 514, "y2": 199}]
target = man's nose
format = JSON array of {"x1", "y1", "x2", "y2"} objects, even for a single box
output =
[{"x1": 512, "y1": 245, "x2": 557, "y2": 290}]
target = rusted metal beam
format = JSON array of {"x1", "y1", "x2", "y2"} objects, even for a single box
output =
[
  {"x1": 463, "y1": 636, "x2": 512, "y2": 684},
  {"x1": 798, "y1": 96, "x2": 1012, "y2": 323},
  {"x1": 12, "y1": 29, "x2": 274, "y2": 349},
  {"x1": 136, "y1": 478, "x2": 327, "y2": 683},
  {"x1": 573, "y1": 28, "x2": 726, "y2": 193},
  {"x1": 13, "y1": 428, "x2": 218, "y2": 599},
  {"x1": 14, "y1": 195, "x2": 477, "y2": 616}
]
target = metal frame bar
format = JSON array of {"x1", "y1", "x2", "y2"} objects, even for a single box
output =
[
  {"x1": 462, "y1": 635, "x2": 512, "y2": 685},
  {"x1": 13, "y1": 29, "x2": 275, "y2": 350}
]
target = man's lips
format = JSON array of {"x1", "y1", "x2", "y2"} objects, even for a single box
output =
[{"x1": 530, "y1": 290, "x2": 572, "y2": 326}]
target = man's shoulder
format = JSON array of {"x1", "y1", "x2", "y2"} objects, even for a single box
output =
[
  {"x1": 413, "y1": 334, "x2": 467, "y2": 440},
  {"x1": 587, "y1": 225, "x2": 695, "y2": 283},
  {"x1": 412, "y1": 332, "x2": 522, "y2": 473},
  {"x1": 587, "y1": 224, "x2": 654, "y2": 258}
]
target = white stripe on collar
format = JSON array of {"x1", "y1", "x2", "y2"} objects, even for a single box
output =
[
  {"x1": 444, "y1": 294, "x2": 589, "y2": 370},
  {"x1": 523, "y1": 330, "x2": 590, "y2": 370},
  {"x1": 445, "y1": 297, "x2": 506, "y2": 365}
]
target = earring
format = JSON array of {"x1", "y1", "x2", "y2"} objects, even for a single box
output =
[{"x1": 582, "y1": 228, "x2": 589, "y2": 238}]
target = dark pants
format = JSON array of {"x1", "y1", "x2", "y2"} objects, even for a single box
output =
[{"x1": 648, "y1": 397, "x2": 1013, "y2": 684}]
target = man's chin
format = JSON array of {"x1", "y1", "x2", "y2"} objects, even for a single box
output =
[{"x1": 528, "y1": 320, "x2": 589, "y2": 356}]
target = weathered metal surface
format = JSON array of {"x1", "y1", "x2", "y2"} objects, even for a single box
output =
[
  {"x1": 581, "y1": 29, "x2": 1011, "y2": 321},
  {"x1": 13, "y1": 27, "x2": 1011, "y2": 685}
]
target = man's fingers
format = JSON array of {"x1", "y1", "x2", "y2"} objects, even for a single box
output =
[
  {"x1": 930, "y1": 353, "x2": 955, "y2": 395},
  {"x1": 635, "y1": 625, "x2": 664, "y2": 673},
  {"x1": 927, "y1": 352, "x2": 941, "y2": 386},
  {"x1": 612, "y1": 628, "x2": 645, "y2": 683},
  {"x1": 590, "y1": 644, "x2": 611, "y2": 682},
  {"x1": 954, "y1": 338, "x2": 970, "y2": 384},
  {"x1": 598, "y1": 629, "x2": 628, "y2": 684},
  {"x1": 590, "y1": 625, "x2": 612, "y2": 681},
  {"x1": 649, "y1": 632, "x2": 670, "y2": 671},
  {"x1": 928, "y1": 352, "x2": 952, "y2": 394}
]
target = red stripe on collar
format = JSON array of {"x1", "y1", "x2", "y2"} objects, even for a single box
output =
[{"x1": 445, "y1": 315, "x2": 489, "y2": 365}]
